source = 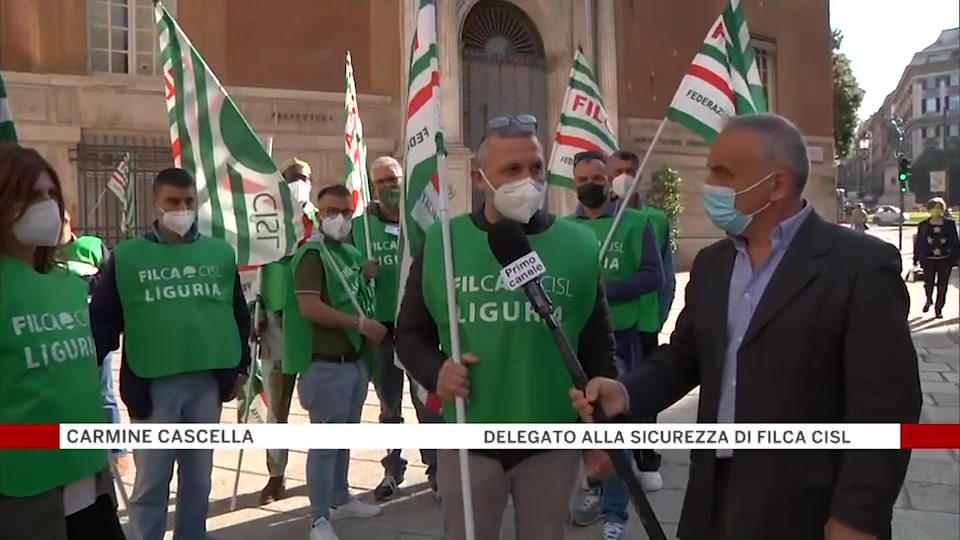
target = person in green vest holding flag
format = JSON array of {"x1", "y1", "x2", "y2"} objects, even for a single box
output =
[
  {"x1": 566, "y1": 150, "x2": 664, "y2": 540},
  {"x1": 356, "y1": 155, "x2": 443, "y2": 502},
  {"x1": 284, "y1": 183, "x2": 385, "y2": 540},
  {"x1": 0, "y1": 143, "x2": 125, "y2": 539},
  {"x1": 57, "y1": 211, "x2": 132, "y2": 474},
  {"x1": 396, "y1": 118, "x2": 619, "y2": 540},
  {"x1": 254, "y1": 157, "x2": 320, "y2": 505},
  {"x1": 89, "y1": 167, "x2": 252, "y2": 540}
]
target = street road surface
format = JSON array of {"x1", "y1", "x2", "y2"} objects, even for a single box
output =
[{"x1": 108, "y1": 225, "x2": 958, "y2": 539}]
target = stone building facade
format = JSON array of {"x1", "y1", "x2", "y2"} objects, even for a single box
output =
[{"x1": 0, "y1": 0, "x2": 834, "y2": 266}]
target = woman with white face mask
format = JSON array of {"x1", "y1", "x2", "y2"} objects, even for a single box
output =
[{"x1": 0, "y1": 144, "x2": 126, "y2": 539}]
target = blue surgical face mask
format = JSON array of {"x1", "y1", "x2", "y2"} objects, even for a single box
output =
[{"x1": 702, "y1": 172, "x2": 775, "y2": 236}]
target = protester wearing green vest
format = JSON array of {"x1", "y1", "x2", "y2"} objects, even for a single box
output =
[
  {"x1": 89, "y1": 167, "x2": 251, "y2": 540},
  {"x1": 609, "y1": 150, "x2": 677, "y2": 355},
  {"x1": 396, "y1": 117, "x2": 619, "y2": 540},
  {"x1": 283, "y1": 183, "x2": 384, "y2": 540},
  {"x1": 57, "y1": 211, "x2": 133, "y2": 473},
  {"x1": 252, "y1": 157, "x2": 320, "y2": 504},
  {"x1": 356, "y1": 155, "x2": 443, "y2": 502},
  {"x1": 565, "y1": 150, "x2": 664, "y2": 540},
  {"x1": 0, "y1": 144, "x2": 124, "y2": 539}
]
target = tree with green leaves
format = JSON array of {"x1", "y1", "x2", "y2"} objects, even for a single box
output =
[
  {"x1": 832, "y1": 30, "x2": 865, "y2": 161},
  {"x1": 648, "y1": 166, "x2": 683, "y2": 252}
]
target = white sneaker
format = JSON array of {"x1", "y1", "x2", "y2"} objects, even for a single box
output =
[
  {"x1": 640, "y1": 471, "x2": 664, "y2": 492},
  {"x1": 329, "y1": 497, "x2": 382, "y2": 520},
  {"x1": 309, "y1": 518, "x2": 339, "y2": 540}
]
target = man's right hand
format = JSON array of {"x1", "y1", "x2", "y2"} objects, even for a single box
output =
[
  {"x1": 359, "y1": 318, "x2": 388, "y2": 344},
  {"x1": 570, "y1": 377, "x2": 629, "y2": 421},
  {"x1": 436, "y1": 353, "x2": 479, "y2": 400}
]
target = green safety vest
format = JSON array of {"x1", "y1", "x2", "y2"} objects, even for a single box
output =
[
  {"x1": 0, "y1": 257, "x2": 106, "y2": 497},
  {"x1": 60, "y1": 235, "x2": 105, "y2": 278},
  {"x1": 351, "y1": 214, "x2": 401, "y2": 322},
  {"x1": 114, "y1": 236, "x2": 241, "y2": 378},
  {"x1": 281, "y1": 239, "x2": 375, "y2": 375},
  {"x1": 260, "y1": 208, "x2": 320, "y2": 313},
  {"x1": 636, "y1": 205, "x2": 669, "y2": 332},
  {"x1": 566, "y1": 208, "x2": 648, "y2": 331},
  {"x1": 422, "y1": 216, "x2": 599, "y2": 424}
]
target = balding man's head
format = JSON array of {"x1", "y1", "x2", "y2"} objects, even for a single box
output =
[{"x1": 719, "y1": 113, "x2": 810, "y2": 193}]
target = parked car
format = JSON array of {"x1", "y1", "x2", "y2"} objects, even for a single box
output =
[{"x1": 872, "y1": 205, "x2": 909, "y2": 225}]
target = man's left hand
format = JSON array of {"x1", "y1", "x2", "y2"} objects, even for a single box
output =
[
  {"x1": 825, "y1": 519, "x2": 876, "y2": 540},
  {"x1": 362, "y1": 259, "x2": 379, "y2": 280},
  {"x1": 226, "y1": 374, "x2": 249, "y2": 402}
]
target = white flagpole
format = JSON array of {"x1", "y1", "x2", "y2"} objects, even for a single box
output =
[
  {"x1": 434, "y1": 145, "x2": 477, "y2": 540},
  {"x1": 109, "y1": 457, "x2": 141, "y2": 540},
  {"x1": 230, "y1": 135, "x2": 273, "y2": 512},
  {"x1": 598, "y1": 118, "x2": 668, "y2": 261}
]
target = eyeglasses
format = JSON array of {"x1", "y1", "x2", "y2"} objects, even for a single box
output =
[
  {"x1": 482, "y1": 115, "x2": 538, "y2": 141},
  {"x1": 573, "y1": 150, "x2": 607, "y2": 166}
]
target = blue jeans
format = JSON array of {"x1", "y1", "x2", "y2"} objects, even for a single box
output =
[
  {"x1": 599, "y1": 330, "x2": 643, "y2": 524},
  {"x1": 129, "y1": 372, "x2": 222, "y2": 540},
  {"x1": 99, "y1": 353, "x2": 127, "y2": 457},
  {"x1": 297, "y1": 359, "x2": 369, "y2": 521}
]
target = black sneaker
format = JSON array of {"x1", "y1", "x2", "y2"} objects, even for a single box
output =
[
  {"x1": 923, "y1": 301, "x2": 932, "y2": 313},
  {"x1": 374, "y1": 472, "x2": 404, "y2": 501},
  {"x1": 429, "y1": 474, "x2": 439, "y2": 500}
]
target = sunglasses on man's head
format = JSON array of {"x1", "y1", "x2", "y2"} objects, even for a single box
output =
[
  {"x1": 482, "y1": 115, "x2": 538, "y2": 141},
  {"x1": 573, "y1": 150, "x2": 607, "y2": 166}
]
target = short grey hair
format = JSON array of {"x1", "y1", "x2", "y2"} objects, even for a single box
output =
[
  {"x1": 369, "y1": 155, "x2": 403, "y2": 178},
  {"x1": 721, "y1": 113, "x2": 810, "y2": 192},
  {"x1": 476, "y1": 125, "x2": 539, "y2": 169}
]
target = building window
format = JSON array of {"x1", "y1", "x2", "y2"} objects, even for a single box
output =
[
  {"x1": 950, "y1": 124, "x2": 959, "y2": 137},
  {"x1": 749, "y1": 37, "x2": 777, "y2": 111},
  {"x1": 88, "y1": 0, "x2": 176, "y2": 75}
]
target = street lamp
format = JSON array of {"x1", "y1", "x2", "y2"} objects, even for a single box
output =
[{"x1": 857, "y1": 135, "x2": 871, "y2": 197}]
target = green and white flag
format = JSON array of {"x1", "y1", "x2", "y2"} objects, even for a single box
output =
[
  {"x1": 107, "y1": 153, "x2": 135, "y2": 234},
  {"x1": 156, "y1": 4, "x2": 303, "y2": 266},
  {"x1": 546, "y1": 49, "x2": 617, "y2": 189},
  {"x1": 396, "y1": 0, "x2": 444, "y2": 414},
  {"x1": 666, "y1": 0, "x2": 768, "y2": 143},
  {"x1": 344, "y1": 52, "x2": 372, "y2": 217},
  {"x1": 0, "y1": 71, "x2": 18, "y2": 142}
]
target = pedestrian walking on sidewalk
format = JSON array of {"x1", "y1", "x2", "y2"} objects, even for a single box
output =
[{"x1": 914, "y1": 197, "x2": 960, "y2": 319}]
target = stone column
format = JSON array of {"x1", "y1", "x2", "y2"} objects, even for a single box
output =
[
  {"x1": 595, "y1": 0, "x2": 618, "y2": 137},
  {"x1": 436, "y1": 0, "x2": 473, "y2": 215}
]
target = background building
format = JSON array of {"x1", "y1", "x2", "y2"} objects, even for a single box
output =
[
  {"x1": 0, "y1": 0, "x2": 834, "y2": 266},
  {"x1": 860, "y1": 27, "x2": 960, "y2": 206}
]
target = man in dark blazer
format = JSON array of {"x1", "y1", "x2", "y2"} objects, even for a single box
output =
[{"x1": 571, "y1": 113, "x2": 922, "y2": 540}]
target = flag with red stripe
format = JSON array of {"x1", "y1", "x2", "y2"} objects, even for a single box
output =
[
  {"x1": 344, "y1": 53, "x2": 372, "y2": 217},
  {"x1": 546, "y1": 48, "x2": 617, "y2": 189},
  {"x1": 395, "y1": 0, "x2": 443, "y2": 414},
  {"x1": 666, "y1": 0, "x2": 767, "y2": 143},
  {"x1": 155, "y1": 4, "x2": 302, "y2": 266}
]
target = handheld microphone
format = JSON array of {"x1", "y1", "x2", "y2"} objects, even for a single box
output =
[{"x1": 486, "y1": 219, "x2": 667, "y2": 540}]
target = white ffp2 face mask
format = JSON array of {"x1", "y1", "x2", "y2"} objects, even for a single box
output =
[
  {"x1": 12, "y1": 199, "x2": 62, "y2": 247},
  {"x1": 321, "y1": 215, "x2": 352, "y2": 241},
  {"x1": 612, "y1": 174, "x2": 632, "y2": 199},
  {"x1": 290, "y1": 180, "x2": 312, "y2": 204},
  {"x1": 482, "y1": 171, "x2": 545, "y2": 223},
  {"x1": 161, "y1": 209, "x2": 196, "y2": 237}
]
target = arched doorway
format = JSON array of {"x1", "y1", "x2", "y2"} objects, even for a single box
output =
[{"x1": 461, "y1": 0, "x2": 547, "y2": 211}]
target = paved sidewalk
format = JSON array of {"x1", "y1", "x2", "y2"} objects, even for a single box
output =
[{"x1": 108, "y1": 269, "x2": 959, "y2": 539}]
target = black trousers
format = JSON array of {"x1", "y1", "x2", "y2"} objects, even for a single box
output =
[
  {"x1": 634, "y1": 332, "x2": 662, "y2": 472},
  {"x1": 922, "y1": 258, "x2": 954, "y2": 312},
  {"x1": 67, "y1": 495, "x2": 126, "y2": 539}
]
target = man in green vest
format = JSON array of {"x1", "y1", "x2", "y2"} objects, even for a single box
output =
[
  {"x1": 89, "y1": 167, "x2": 252, "y2": 540},
  {"x1": 58, "y1": 211, "x2": 132, "y2": 473},
  {"x1": 356, "y1": 155, "x2": 443, "y2": 501},
  {"x1": 0, "y1": 143, "x2": 124, "y2": 539},
  {"x1": 609, "y1": 149, "x2": 676, "y2": 489},
  {"x1": 283, "y1": 183, "x2": 385, "y2": 540},
  {"x1": 566, "y1": 150, "x2": 664, "y2": 540},
  {"x1": 395, "y1": 117, "x2": 619, "y2": 540},
  {"x1": 253, "y1": 157, "x2": 320, "y2": 504}
]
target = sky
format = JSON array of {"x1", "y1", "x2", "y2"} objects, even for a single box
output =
[{"x1": 830, "y1": 0, "x2": 960, "y2": 121}]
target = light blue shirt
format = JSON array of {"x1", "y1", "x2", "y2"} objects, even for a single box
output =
[{"x1": 716, "y1": 202, "x2": 813, "y2": 458}]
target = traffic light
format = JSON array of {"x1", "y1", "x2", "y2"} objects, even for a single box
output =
[{"x1": 897, "y1": 157, "x2": 911, "y2": 193}]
